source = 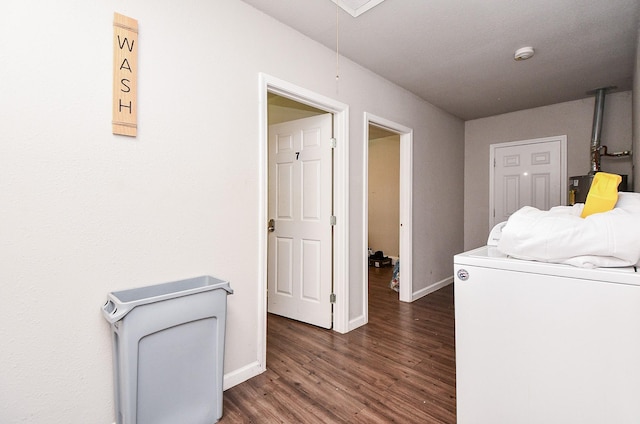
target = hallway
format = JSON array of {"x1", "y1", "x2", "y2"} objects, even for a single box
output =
[{"x1": 220, "y1": 266, "x2": 456, "y2": 423}]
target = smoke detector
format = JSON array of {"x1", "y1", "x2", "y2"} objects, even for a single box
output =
[{"x1": 514, "y1": 47, "x2": 535, "y2": 61}]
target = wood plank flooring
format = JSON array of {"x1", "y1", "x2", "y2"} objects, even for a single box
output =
[{"x1": 219, "y1": 266, "x2": 456, "y2": 423}]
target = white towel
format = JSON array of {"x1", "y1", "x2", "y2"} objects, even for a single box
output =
[{"x1": 497, "y1": 192, "x2": 640, "y2": 268}]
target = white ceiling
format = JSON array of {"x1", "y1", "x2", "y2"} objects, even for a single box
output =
[{"x1": 241, "y1": 0, "x2": 640, "y2": 120}]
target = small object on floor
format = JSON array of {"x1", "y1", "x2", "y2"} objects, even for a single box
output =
[
  {"x1": 389, "y1": 260, "x2": 400, "y2": 292},
  {"x1": 369, "y1": 256, "x2": 392, "y2": 267},
  {"x1": 369, "y1": 250, "x2": 392, "y2": 267}
]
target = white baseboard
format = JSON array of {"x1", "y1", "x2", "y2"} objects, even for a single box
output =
[
  {"x1": 412, "y1": 275, "x2": 453, "y2": 302},
  {"x1": 347, "y1": 315, "x2": 367, "y2": 332},
  {"x1": 223, "y1": 360, "x2": 265, "y2": 390}
]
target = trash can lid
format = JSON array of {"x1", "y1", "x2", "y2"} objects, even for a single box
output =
[{"x1": 102, "y1": 275, "x2": 232, "y2": 324}]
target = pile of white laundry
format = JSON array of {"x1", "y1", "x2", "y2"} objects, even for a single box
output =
[{"x1": 498, "y1": 192, "x2": 640, "y2": 268}]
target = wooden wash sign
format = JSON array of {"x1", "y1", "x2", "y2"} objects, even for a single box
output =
[{"x1": 112, "y1": 13, "x2": 138, "y2": 136}]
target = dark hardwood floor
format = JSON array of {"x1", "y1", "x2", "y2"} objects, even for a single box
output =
[{"x1": 220, "y1": 266, "x2": 456, "y2": 423}]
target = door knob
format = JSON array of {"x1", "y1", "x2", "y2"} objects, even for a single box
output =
[{"x1": 268, "y1": 219, "x2": 275, "y2": 232}]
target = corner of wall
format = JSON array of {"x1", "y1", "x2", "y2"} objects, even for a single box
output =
[{"x1": 633, "y1": 24, "x2": 640, "y2": 191}]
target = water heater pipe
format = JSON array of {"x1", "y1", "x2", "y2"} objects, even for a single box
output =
[{"x1": 589, "y1": 88, "x2": 607, "y2": 174}]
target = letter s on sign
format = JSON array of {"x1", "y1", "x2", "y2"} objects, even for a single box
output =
[{"x1": 120, "y1": 78, "x2": 131, "y2": 93}]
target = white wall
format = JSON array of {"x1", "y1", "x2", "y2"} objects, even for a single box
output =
[
  {"x1": 0, "y1": 1, "x2": 464, "y2": 422},
  {"x1": 464, "y1": 91, "x2": 633, "y2": 250}
]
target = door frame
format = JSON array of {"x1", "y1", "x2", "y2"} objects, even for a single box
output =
[
  {"x1": 258, "y1": 73, "x2": 350, "y2": 370},
  {"x1": 489, "y1": 135, "x2": 567, "y2": 228},
  {"x1": 362, "y1": 113, "x2": 413, "y2": 316}
]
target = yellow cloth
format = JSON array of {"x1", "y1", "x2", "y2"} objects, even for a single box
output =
[{"x1": 581, "y1": 172, "x2": 622, "y2": 218}]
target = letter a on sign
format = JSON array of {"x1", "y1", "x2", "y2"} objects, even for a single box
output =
[{"x1": 113, "y1": 13, "x2": 138, "y2": 136}]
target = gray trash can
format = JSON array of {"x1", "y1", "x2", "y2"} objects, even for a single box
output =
[{"x1": 102, "y1": 276, "x2": 233, "y2": 424}]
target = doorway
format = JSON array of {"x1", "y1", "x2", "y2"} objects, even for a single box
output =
[
  {"x1": 258, "y1": 74, "x2": 350, "y2": 374},
  {"x1": 363, "y1": 113, "x2": 413, "y2": 326},
  {"x1": 368, "y1": 127, "x2": 400, "y2": 290}
]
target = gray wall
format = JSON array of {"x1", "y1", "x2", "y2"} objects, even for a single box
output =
[
  {"x1": 464, "y1": 91, "x2": 633, "y2": 250},
  {"x1": 634, "y1": 26, "x2": 640, "y2": 190}
]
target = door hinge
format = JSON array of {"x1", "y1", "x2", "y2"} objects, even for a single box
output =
[
  {"x1": 330, "y1": 293, "x2": 336, "y2": 303},
  {"x1": 330, "y1": 138, "x2": 337, "y2": 148},
  {"x1": 330, "y1": 215, "x2": 337, "y2": 226}
]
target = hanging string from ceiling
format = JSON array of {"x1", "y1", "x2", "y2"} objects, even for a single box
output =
[{"x1": 335, "y1": 0, "x2": 340, "y2": 86}]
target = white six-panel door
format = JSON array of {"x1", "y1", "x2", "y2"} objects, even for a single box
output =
[
  {"x1": 490, "y1": 136, "x2": 567, "y2": 229},
  {"x1": 268, "y1": 114, "x2": 333, "y2": 329}
]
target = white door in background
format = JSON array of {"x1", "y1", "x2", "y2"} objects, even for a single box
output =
[
  {"x1": 490, "y1": 136, "x2": 567, "y2": 229},
  {"x1": 268, "y1": 114, "x2": 333, "y2": 329}
]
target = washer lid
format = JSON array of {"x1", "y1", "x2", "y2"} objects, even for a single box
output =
[{"x1": 454, "y1": 246, "x2": 640, "y2": 286}]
